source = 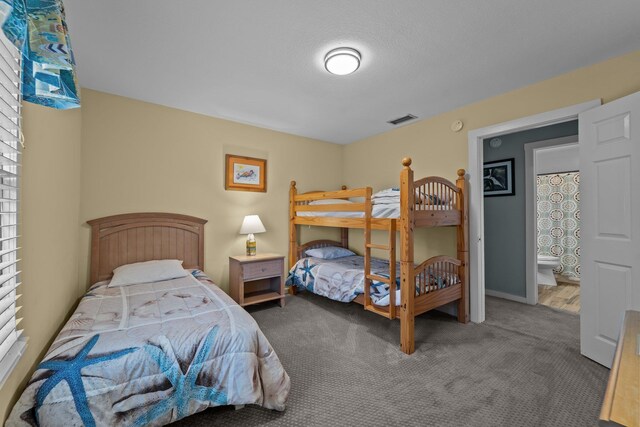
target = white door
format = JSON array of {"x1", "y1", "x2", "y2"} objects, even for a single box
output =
[{"x1": 579, "y1": 91, "x2": 640, "y2": 367}]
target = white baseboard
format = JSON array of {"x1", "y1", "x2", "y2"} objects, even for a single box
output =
[{"x1": 485, "y1": 289, "x2": 529, "y2": 304}]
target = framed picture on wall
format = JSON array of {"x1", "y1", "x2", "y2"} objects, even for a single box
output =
[
  {"x1": 225, "y1": 154, "x2": 267, "y2": 192},
  {"x1": 483, "y1": 158, "x2": 515, "y2": 197}
]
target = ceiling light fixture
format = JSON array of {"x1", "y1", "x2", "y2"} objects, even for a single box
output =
[
  {"x1": 324, "y1": 47, "x2": 361, "y2": 75},
  {"x1": 489, "y1": 138, "x2": 503, "y2": 148}
]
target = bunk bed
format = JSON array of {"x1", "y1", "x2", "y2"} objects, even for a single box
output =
[{"x1": 288, "y1": 157, "x2": 469, "y2": 355}]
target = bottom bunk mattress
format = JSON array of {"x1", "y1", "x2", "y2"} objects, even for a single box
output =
[
  {"x1": 286, "y1": 256, "x2": 399, "y2": 305},
  {"x1": 7, "y1": 270, "x2": 290, "y2": 427},
  {"x1": 286, "y1": 255, "x2": 459, "y2": 306}
]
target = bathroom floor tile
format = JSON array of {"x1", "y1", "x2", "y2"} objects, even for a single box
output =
[{"x1": 538, "y1": 283, "x2": 580, "y2": 314}]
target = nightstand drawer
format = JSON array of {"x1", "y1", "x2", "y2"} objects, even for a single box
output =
[{"x1": 242, "y1": 259, "x2": 283, "y2": 280}]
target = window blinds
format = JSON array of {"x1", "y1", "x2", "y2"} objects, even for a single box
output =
[{"x1": 0, "y1": 27, "x2": 21, "y2": 366}]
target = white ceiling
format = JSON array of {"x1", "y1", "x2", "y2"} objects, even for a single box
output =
[{"x1": 64, "y1": 1, "x2": 640, "y2": 144}]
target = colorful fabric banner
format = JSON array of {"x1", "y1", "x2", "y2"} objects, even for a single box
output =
[{"x1": 0, "y1": 0, "x2": 80, "y2": 109}]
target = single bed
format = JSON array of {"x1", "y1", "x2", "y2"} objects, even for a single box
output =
[{"x1": 7, "y1": 213, "x2": 290, "y2": 427}]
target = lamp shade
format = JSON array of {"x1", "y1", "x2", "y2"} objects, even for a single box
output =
[{"x1": 239, "y1": 215, "x2": 266, "y2": 235}]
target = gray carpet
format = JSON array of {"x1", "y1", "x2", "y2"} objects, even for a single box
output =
[{"x1": 173, "y1": 294, "x2": 608, "y2": 427}]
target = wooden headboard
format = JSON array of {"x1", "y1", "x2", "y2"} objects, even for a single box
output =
[{"x1": 87, "y1": 213, "x2": 207, "y2": 284}]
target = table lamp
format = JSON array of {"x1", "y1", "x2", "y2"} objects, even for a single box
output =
[{"x1": 240, "y1": 215, "x2": 266, "y2": 256}]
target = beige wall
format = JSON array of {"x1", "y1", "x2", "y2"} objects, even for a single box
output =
[
  {"x1": 343, "y1": 50, "x2": 640, "y2": 262},
  {"x1": 0, "y1": 104, "x2": 82, "y2": 420},
  {"x1": 78, "y1": 89, "x2": 343, "y2": 292},
  {"x1": 0, "y1": 90, "x2": 341, "y2": 421}
]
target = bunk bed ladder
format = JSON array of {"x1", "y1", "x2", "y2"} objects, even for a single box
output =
[
  {"x1": 363, "y1": 187, "x2": 374, "y2": 314},
  {"x1": 364, "y1": 219, "x2": 397, "y2": 319}
]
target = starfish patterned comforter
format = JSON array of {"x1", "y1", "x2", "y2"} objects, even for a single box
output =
[
  {"x1": 286, "y1": 256, "x2": 460, "y2": 306},
  {"x1": 7, "y1": 270, "x2": 290, "y2": 426},
  {"x1": 286, "y1": 256, "x2": 402, "y2": 305}
]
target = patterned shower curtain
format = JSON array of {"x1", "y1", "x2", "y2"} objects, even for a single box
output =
[{"x1": 536, "y1": 172, "x2": 580, "y2": 278}]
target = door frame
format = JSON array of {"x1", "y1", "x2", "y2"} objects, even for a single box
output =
[
  {"x1": 466, "y1": 100, "x2": 601, "y2": 323},
  {"x1": 524, "y1": 137, "x2": 579, "y2": 305}
]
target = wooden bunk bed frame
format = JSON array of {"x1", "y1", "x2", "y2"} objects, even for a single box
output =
[{"x1": 289, "y1": 157, "x2": 469, "y2": 354}]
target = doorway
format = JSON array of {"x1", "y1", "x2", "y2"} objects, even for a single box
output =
[
  {"x1": 526, "y1": 138, "x2": 581, "y2": 314},
  {"x1": 466, "y1": 100, "x2": 600, "y2": 323},
  {"x1": 482, "y1": 123, "x2": 578, "y2": 312},
  {"x1": 468, "y1": 93, "x2": 640, "y2": 367}
]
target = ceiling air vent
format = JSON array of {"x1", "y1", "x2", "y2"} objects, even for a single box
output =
[{"x1": 387, "y1": 114, "x2": 417, "y2": 125}]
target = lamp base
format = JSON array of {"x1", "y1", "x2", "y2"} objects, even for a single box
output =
[{"x1": 246, "y1": 233, "x2": 256, "y2": 256}]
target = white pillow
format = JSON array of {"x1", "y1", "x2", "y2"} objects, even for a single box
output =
[
  {"x1": 309, "y1": 199, "x2": 354, "y2": 205},
  {"x1": 108, "y1": 259, "x2": 189, "y2": 287},
  {"x1": 305, "y1": 246, "x2": 356, "y2": 259}
]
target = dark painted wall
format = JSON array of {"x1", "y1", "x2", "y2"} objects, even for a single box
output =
[{"x1": 483, "y1": 121, "x2": 578, "y2": 297}]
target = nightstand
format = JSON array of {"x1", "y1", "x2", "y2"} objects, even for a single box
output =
[{"x1": 229, "y1": 254, "x2": 285, "y2": 307}]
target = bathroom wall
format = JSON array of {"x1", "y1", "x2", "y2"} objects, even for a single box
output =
[
  {"x1": 536, "y1": 144, "x2": 579, "y2": 174},
  {"x1": 483, "y1": 121, "x2": 578, "y2": 298}
]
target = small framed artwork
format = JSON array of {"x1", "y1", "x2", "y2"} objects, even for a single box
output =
[
  {"x1": 483, "y1": 158, "x2": 515, "y2": 197},
  {"x1": 225, "y1": 154, "x2": 267, "y2": 192}
]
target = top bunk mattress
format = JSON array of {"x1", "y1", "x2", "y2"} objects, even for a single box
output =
[
  {"x1": 297, "y1": 203, "x2": 401, "y2": 219},
  {"x1": 296, "y1": 188, "x2": 453, "y2": 219}
]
